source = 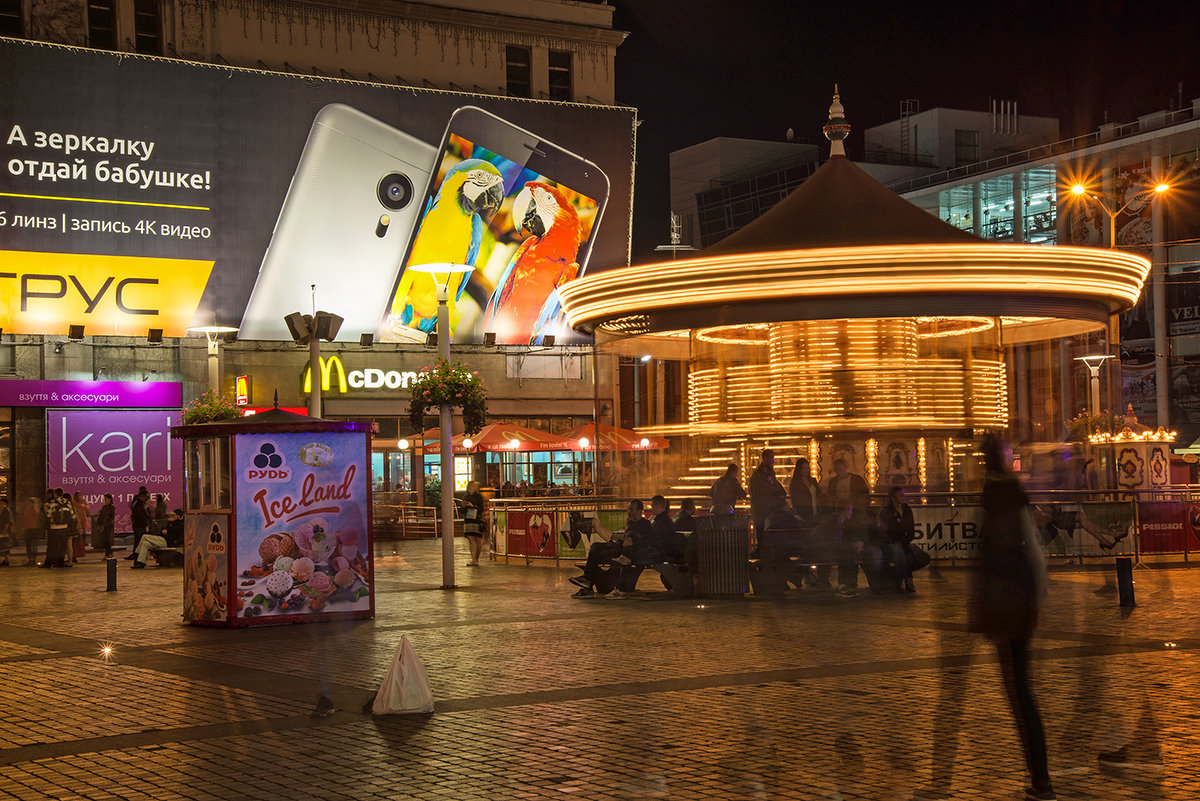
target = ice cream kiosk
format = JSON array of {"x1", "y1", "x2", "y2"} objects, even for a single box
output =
[{"x1": 171, "y1": 408, "x2": 376, "y2": 627}]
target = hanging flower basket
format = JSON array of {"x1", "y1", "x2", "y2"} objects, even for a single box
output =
[
  {"x1": 180, "y1": 390, "x2": 244, "y2": 425},
  {"x1": 1064, "y1": 409, "x2": 1122, "y2": 442},
  {"x1": 408, "y1": 359, "x2": 488, "y2": 435}
]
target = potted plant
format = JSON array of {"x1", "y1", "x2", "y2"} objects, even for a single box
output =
[{"x1": 407, "y1": 359, "x2": 488, "y2": 435}]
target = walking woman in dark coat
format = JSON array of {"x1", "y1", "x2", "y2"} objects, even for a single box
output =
[{"x1": 969, "y1": 435, "x2": 1055, "y2": 800}]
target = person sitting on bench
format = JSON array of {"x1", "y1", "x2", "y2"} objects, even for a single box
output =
[
  {"x1": 570, "y1": 499, "x2": 659, "y2": 599},
  {"x1": 130, "y1": 509, "x2": 184, "y2": 568}
]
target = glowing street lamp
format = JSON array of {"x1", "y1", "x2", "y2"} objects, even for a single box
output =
[
  {"x1": 1070, "y1": 181, "x2": 1170, "y2": 249},
  {"x1": 186, "y1": 324, "x2": 239, "y2": 393},
  {"x1": 1075, "y1": 354, "x2": 1112, "y2": 433},
  {"x1": 407, "y1": 262, "x2": 474, "y2": 590}
]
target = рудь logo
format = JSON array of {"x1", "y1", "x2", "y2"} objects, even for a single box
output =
[{"x1": 248, "y1": 441, "x2": 289, "y2": 481}]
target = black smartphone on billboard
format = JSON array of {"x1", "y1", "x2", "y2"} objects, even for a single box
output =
[{"x1": 379, "y1": 106, "x2": 611, "y2": 345}]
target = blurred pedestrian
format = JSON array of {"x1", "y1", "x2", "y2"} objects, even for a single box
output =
[
  {"x1": 96, "y1": 493, "x2": 116, "y2": 559},
  {"x1": 462, "y1": 481, "x2": 486, "y2": 566},
  {"x1": 127, "y1": 487, "x2": 150, "y2": 559},
  {"x1": 788, "y1": 457, "x2": 821, "y2": 525},
  {"x1": 749, "y1": 450, "x2": 787, "y2": 550},
  {"x1": 825, "y1": 457, "x2": 870, "y2": 512},
  {"x1": 969, "y1": 434, "x2": 1054, "y2": 801},
  {"x1": 0, "y1": 497, "x2": 13, "y2": 566},
  {"x1": 20, "y1": 496, "x2": 41, "y2": 566},
  {"x1": 709, "y1": 462, "x2": 746, "y2": 514},
  {"x1": 72, "y1": 491, "x2": 90, "y2": 556}
]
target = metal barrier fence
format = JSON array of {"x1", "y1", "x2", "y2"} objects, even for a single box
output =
[{"x1": 484, "y1": 488, "x2": 1200, "y2": 567}]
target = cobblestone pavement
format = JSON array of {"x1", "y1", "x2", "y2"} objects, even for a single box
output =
[{"x1": 0, "y1": 542, "x2": 1196, "y2": 800}]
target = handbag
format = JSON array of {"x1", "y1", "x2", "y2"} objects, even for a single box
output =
[{"x1": 907, "y1": 544, "x2": 932, "y2": 570}]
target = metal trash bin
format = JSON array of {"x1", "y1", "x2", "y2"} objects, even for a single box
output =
[{"x1": 694, "y1": 514, "x2": 750, "y2": 597}]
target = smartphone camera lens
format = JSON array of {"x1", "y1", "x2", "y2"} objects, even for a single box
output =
[{"x1": 378, "y1": 173, "x2": 413, "y2": 211}]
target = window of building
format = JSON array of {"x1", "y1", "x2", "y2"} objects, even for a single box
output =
[
  {"x1": 506, "y1": 45, "x2": 531, "y2": 99},
  {"x1": 548, "y1": 50, "x2": 572, "y2": 101},
  {"x1": 133, "y1": 0, "x2": 161, "y2": 55},
  {"x1": 87, "y1": 0, "x2": 116, "y2": 50},
  {"x1": 954, "y1": 129, "x2": 980, "y2": 167},
  {"x1": 0, "y1": 0, "x2": 22, "y2": 37}
]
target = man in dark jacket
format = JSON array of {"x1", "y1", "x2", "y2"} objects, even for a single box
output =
[
  {"x1": 709, "y1": 463, "x2": 746, "y2": 514},
  {"x1": 749, "y1": 449, "x2": 787, "y2": 549},
  {"x1": 570, "y1": 499, "x2": 658, "y2": 599}
]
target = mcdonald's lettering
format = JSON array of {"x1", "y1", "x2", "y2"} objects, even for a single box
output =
[{"x1": 302, "y1": 356, "x2": 418, "y2": 394}]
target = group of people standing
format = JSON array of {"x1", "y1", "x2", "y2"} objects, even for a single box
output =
[
  {"x1": 719, "y1": 450, "x2": 931, "y2": 596},
  {"x1": 1, "y1": 487, "x2": 173, "y2": 568}
]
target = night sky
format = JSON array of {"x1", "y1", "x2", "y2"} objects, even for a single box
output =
[{"x1": 608, "y1": 0, "x2": 1200, "y2": 261}]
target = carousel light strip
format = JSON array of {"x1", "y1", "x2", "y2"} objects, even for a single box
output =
[
  {"x1": 559, "y1": 244, "x2": 1150, "y2": 331},
  {"x1": 1089, "y1": 427, "x2": 1176, "y2": 444}
]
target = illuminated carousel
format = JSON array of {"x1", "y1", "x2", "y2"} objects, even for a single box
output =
[{"x1": 560, "y1": 91, "x2": 1150, "y2": 495}]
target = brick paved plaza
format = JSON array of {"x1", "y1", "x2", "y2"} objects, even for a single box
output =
[{"x1": 0, "y1": 542, "x2": 1195, "y2": 800}]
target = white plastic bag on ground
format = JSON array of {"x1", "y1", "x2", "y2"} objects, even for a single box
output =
[{"x1": 371, "y1": 635, "x2": 435, "y2": 715}]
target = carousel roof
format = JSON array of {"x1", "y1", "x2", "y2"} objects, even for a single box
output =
[{"x1": 559, "y1": 89, "x2": 1150, "y2": 340}]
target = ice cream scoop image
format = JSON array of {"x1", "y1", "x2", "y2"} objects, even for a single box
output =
[
  {"x1": 273, "y1": 556, "x2": 295, "y2": 575},
  {"x1": 266, "y1": 570, "x2": 294, "y2": 598},
  {"x1": 205, "y1": 555, "x2": 218, "y2": 578},
  {"x1": 331, "y1": 556, "x2": 351, "y2": 573},
  {"x1": 334, "y1": 568, "x2": 356, "y2": 588},
  {"x1": 307, "y1": 571, "x2": 333, "y2": 594},
  {"x1": 335, "y1": 527, "x2": 360, "y2": 560},
  {"x1": 293, "y1": 521, "x2": 337, "y2": 561},
  {"x1": 258, "y1": 535, "x2": 281, "y2": 564},
  {"x1": 289, "y1": 557, "x2": 315, "y2": 582},
  {"x1": 276, "y1": 533, "x2": 299, "y2": 559}
]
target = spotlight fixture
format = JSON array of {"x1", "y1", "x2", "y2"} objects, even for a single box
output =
[
  {"x1": 426, "y1": 332, "x2": 438, "y2": 347},
  {"x1": 53, "y1": 342, "x2": 64, "y2": 354},
  {"x1": 542, "y1": 334, "x2": 556, "y2": 346},
  {"x1": 483, "y1": 331, "x2": 497, "y2": 346},
  {"x1": 68, "y1": 324, "x2": 85, "y2": 341},
  {"x1": 147, "y1": 328, "x2": 164, "y2": 344},
  {"x1": 360, "y1": 333, "x2": 374, "y2": 347}
]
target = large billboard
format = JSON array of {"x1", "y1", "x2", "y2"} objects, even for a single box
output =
[{"x1": 0, "y1": 38, "x2": 635, "y2": 345}]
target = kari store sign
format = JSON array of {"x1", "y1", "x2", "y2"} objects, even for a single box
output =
[
  {"x1": 47, "y1": 409, "x2": 183, "y2": 533},
  {"x1": 234, "y1": 431, "x2": 371, "y2": 620}
]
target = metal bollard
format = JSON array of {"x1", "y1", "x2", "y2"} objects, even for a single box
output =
[
  {"x1": 1115, "y1": 556, "x2": 1135, "y2": 607},
  {"x1": 106, "y1": 557, "x2": 117, "y2": 592}
]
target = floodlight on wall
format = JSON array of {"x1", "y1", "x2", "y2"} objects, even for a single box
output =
[
  {"x1": 360, "y1": 333, "x2": 374, "y2": 347},
  {"x1": 68, "y1": 324, "x2": 85, "y2": 341},
  {"x1": 53, "y1": 342, "x2": 64, "y2": 354},
  {"x1": 426, "y1": 332, "x2": 438, "y2": 347},
  {"x1": 483, "y1": 331, "x2": 497, "y2": 346},
  {"x1": 147, "y1": 328, "x2": 164, "y2": 344},
  {"x1": 542, "y1": 335, "x2": 556, "y2": 346}
]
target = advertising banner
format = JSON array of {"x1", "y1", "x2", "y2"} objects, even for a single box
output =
[
  {"x1": 505, "y1": 510, "x2": 529, "y2": 556},
  {"x1": 911, "y1": 505, "x2": 984, "y2": 559},
  {"x1": 234, "y1": 431, "x2": 371, "y2": 620},
  {"x1": 0, "y1": 39, "x2": 634, "y2": 345},
  {"x1": 183, "y1": 513, "x2": 229, "y2": 623},
  {"x1": 46, "y1": 409, "x2": 183, "y2": 533},
  {"x1": 1136, "y1": 501, "x2": 1200, "y2": 553}
]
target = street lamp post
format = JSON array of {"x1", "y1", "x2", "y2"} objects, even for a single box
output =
[
  {"x1": 187, "y1": 325, "x2": 239, "y2": 393},
  {"x1": 408, "y1": 262, "x2": 474, "y2": 590},
  {"x1": 1070, "y1": 178, "x2": 1171, "y2": 449},
  {"x1": 1075, "y1": 355, "x2": 1112, "y2": 433},
  {"x1": 285, "y1": 310, "x2": 344, "y2": 418}
]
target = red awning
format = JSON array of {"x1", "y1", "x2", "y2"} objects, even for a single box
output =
[
  {"x1": 548, "y1": 422, "x2": 668, "y2": 451},
  {"x1": 419, "y1": 423, "x2": 560, "y2": 454}
]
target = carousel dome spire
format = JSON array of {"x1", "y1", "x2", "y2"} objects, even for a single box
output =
[{"x1": 823, "y1": 83, "x2": 851, "y2": 158}]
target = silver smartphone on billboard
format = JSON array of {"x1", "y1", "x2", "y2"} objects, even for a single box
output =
[
  {"x1": 379, "y1": 106, "x2": 611, "y2": 345},
  {"x1": 239, "y1": 103, "x2": 436, "y2": 341}
]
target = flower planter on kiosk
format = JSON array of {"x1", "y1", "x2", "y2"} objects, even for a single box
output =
[{"x1": 171, "y1": 408, "x2": 377, "y2": 627}]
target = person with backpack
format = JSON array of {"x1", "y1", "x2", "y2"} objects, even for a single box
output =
[{"x1": 41, "y1": 489, "x2": 73, "y2": 568}]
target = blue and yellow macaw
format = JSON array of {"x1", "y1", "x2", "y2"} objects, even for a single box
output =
[{"x1": 391, "y1": 159, "x2": 505, "y2": 332}]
